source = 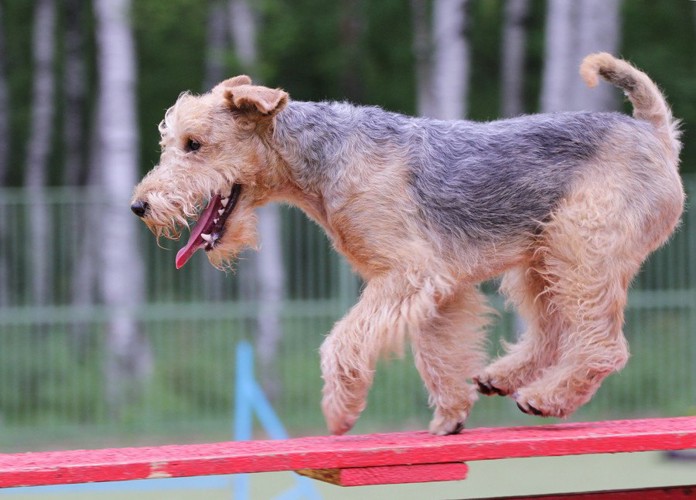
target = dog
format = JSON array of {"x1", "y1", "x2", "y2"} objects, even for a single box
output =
[{"x1": 131, "y1": 53, "x2": 683, "y2": 435}]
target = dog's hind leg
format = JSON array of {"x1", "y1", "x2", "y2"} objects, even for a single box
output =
[
  {"x1": 510, "y1": 189, "x2": 638, "y2": 418},
  {"x1": 474, "y1": 261, "x2": 562, "y2": 400}
]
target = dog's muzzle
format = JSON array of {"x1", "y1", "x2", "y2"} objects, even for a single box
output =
[{"x1": 131, "y1": 200, "x2": 149, "y2": 218}]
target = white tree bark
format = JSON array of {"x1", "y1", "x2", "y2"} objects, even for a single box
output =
[
  {"x1": 500, "y1": 0, "x2": 529, "y2": 117},
  {"x1": 94, "y1": 0, "x2": 152, "y2": 416},
  {"x1": 254, "y1": 204, "x2": 285, "y2": 400},
  {"x1": 228, "y1": 0, "x2": 257, "y2": 72},
  {"x1": 541, "y1": 0, "x2": 621, "y2": 113},
  {"x1": 540, "y1": 0, "x2": 575, "y2": 113},
  {"x1": 411, "y1": 0, "x2": 434, "y2": 117},
  {"x1": 25, "y1": 0, "x2": 56, "y2": 308},
  {"x1": 229, "y1": 0, "x2": 286, "y2": 400},
  {"x1": 204, "y1": 0, "x2": 229, "y2": 92},
  {"x1": 431, "y1": 0, "x2": 471, "y2": 120},
  {"x1": 570, "y1": 0, "x2": 621, "y2": 111},
  {"x1": 25, "y1": 0, "x2": 55, "y2": 190}
]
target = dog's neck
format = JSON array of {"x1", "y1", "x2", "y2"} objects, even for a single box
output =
[
  {"x1": 269, "y1": 100, "x2": 353, "y2": 230},
  {"x1": 272, "y1": 101, "x2": 353, "y2": 192}
]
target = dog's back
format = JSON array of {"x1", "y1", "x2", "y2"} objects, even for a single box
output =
[{"x1": 409, "y1": 111, "x2": 646, "y2": 242}]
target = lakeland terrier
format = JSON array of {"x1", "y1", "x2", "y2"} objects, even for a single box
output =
[{"x1": 131, "y1": 53, "x2": 683, "y2": 435}]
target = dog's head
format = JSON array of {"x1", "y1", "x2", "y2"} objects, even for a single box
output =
[{"x1": 130, "y1": 76, "x2": 288, "y2": 269}]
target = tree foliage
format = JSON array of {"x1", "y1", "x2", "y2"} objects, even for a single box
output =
[{"x1": 2, "y1": 0, "x2": 695, "y2": 184}]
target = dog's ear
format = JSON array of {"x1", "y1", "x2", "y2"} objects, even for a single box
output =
[
  {"x1": 212, "y1": 75, "x2": 253, "y2": 94},
  {"x1": 223, "y1": 84, "x2": 289, "y2": 118}
]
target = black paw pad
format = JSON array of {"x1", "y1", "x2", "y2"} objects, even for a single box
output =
[
  {"x1": 516, "y1": 401, "x2": 544, "y2": 416},
  {"x1": 475, "y1": 378, "x2": 506, "y2": 396},
  {"x1": 446, "y1": 421, "x2": 465, "y2": 435}
]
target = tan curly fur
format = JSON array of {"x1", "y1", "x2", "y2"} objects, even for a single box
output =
[{"x1": 132, "y1": 53, "x2": 683, "y2": 435}]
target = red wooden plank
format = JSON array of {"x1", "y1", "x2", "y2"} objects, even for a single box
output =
[
  {"x1": 501, "y1": 484, "x2": 696, "y2": 499},
  {"x1": 0, "y1": 416, "x2": 694, "y2": 488},
  {"x1": 297, "y1": 462, "x2": 468, "y2": 486}
]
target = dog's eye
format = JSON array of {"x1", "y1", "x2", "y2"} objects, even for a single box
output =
[{"x1": 186, "y1": 139, "x2": 201, "y2": 152}]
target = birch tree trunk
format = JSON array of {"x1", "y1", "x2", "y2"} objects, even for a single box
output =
[
  {"x1": 541, "y1": 0, "x2": 621, "y2": 113},
  {"x1": 410, "y1": 0, "x2": 434, "y2": 117},
  {"x1": 94, "y1": 0, "x2": 152, "y2": 417},
  {"x1": 229, "y1": 0, "x2": 286, "y2": 401},
  {"x1": 570, "y1": 0, "x2": 621, "y2": 111},
  {"x1": 540, "y1": 0, "x2": 575, "y2": 113},
  {"x1": 253, "y1": 204, "x2": 285, "y2": 401},
  {"x1": 25, "y1": 0, "x2": 56, "y2": 308},
  {"x1": 228, "y1": 0, "x2": 257, "y2": 72},
  {"x1": 500, "y1": 0, "x2": 529, "y2": 117},
  {"x1": 431, "y1": 0, "x2": 471, "y2": 120},
  {"x1": 0, "y1": 1, "x2": 10, "y2": 306},
  {"x1": 203, "y1": 0, "x2": 229, "y2": 92}
]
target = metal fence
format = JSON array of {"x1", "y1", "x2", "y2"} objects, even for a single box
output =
[{"x1": 0, "y1": 177, "x2": 694, "y2": 452}]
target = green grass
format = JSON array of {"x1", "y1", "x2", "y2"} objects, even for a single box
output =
[{"x1": 1, "y1": 299, "x2": 695, "y2": 452}]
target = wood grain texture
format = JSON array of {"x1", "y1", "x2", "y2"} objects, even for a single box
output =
[
  {"x1": 296, "y1": 462, "x2": 468, "y2": 486},
  {"x1": 1, "y1": 416, "x2": 695, "y2": 488}
]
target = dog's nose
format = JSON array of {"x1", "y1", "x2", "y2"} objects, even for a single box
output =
[{"x1": 131, "y1": 200, "x2": 149, "y2": 218}]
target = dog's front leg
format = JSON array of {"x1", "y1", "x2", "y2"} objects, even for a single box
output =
[
  {"x1": 320, "y1": 272, "x2": 440, "y2": 435},
  {"x1": 319, "y1": 312, "x2": 377, "y2": 435}
]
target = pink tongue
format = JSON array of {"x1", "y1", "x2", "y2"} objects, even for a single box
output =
[{"x1": 175, "y1": 195, "x2": 221, "y2": 269}]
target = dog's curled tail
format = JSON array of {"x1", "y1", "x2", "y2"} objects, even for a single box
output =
[{"x1": 580, "y1": 52, "x2": 681, "y2": 159}]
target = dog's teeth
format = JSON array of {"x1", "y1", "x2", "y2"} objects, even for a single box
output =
[
  {"x1": 213, "y1": 218, "x2": 219, "y2": 224},
  {"x1": 221, "y1": 197, "x2": 229, "y2": 207},
  {"x1": 218, "y1": 208, "x2": 225, "y2": 216},
  {"x1": 201, "y1": 233, "x2": 212, "y2": 242}
]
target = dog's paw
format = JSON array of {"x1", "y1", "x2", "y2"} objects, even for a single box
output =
[
  {"x1": 321, "y1": 396, "x2": 360, "y2": 435},
  {"x1": 320, "y1": 375, "x2": 364, "y2": 435},
  {"x1": 429, "y1": 409, "x2": 469, "y2": 436},
  {"x1": 326, "y1": 414, "x2": 359, "y2": 436},
  {"x1": 511, "y1": 390, "x2": 571, "y2": 418},
  {"x1": 474, "y1": 355, "x2": 544, "y2": 397},
  {"x1": 473, "y1": 375, "x2": 509, "y2": 396}
]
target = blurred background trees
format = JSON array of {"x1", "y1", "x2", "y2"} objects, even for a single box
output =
[
  {"x1": 3, "y1": 0, "x2": 695, "y2": 188},
  {"x1": 0, "y1": 0, "x2": 695, "y2": 448}
]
